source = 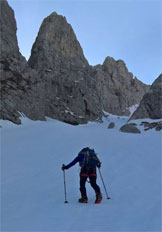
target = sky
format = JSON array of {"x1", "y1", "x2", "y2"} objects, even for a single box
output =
[{"x1": 7, "y1": 0, "x2": 162, "y2": 85}]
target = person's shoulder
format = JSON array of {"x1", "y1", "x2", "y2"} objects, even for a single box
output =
[
  {"x1": 78, "y1": 152, "x2": 84, "y2": 158},
  {"x1": 81, "y1": 147, "x2": 89, "y2": 152},
  {"x1": 78, "y1": 148, "x2": 87, "y2": 158}
]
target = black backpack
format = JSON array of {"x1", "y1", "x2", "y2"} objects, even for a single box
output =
[{"x1": 79, "y1": 148, "x2": 100, "y2": 168}]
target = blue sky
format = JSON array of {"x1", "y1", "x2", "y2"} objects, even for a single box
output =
[{"x1": 8, "y1": 0, "x2": 162, "y2": 85}]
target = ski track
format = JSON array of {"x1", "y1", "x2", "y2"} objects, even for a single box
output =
[{"x1": 1, "y1": 117, "x2": 161, "y2": 231}]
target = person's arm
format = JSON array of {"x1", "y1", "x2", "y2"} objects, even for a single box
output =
[
  {"x1": 65, "y1": 156, "x2": 79, "y2": 169},
  {"x1": 62, "y1": 154, "x2": 84, "y2": 170}
]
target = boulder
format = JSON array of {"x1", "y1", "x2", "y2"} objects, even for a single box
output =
[
  {"x1": 140, "y1": 121, "x2": 162, "y2": 131},
  {"x1": 120, "y1": 123, "x2": 141, "y2": 133},
  {"x1": 156, "y1": 122, "x2": 162, "y2": 131},
  {"x1": 108, "y1": 122, "x2": 115, "y2": 129}
]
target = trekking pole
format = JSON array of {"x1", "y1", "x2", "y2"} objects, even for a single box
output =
[
  {"x1": 98, "y1": 168, "x2": 110, "y2": 199},
  {"x1": 63, "y1": 170, "x2": 68, "y2": 203}
]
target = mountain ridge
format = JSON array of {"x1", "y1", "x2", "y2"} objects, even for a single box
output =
[{"x1": 1, "y1": 1, "x2": 160, "y2": 126}]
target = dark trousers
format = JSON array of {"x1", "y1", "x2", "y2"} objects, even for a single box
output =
[{"x1": 80, "y1": 167, "x2": 101, "y2": 198}]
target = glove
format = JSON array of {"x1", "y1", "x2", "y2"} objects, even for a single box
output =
[
  {"x1": 62, "y1": 164, "x2": 67, "y2": 171},
  {"x1": 97, "y1": 162, "x2": 101, "y2": 168}
]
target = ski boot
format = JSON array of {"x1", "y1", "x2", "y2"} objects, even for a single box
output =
[
  {"x1": 78, "y1": 196, "x2": 88, "y2": 203},
  {"x1": 95, "y1": 193, "x2": 102, "y2": 204}
]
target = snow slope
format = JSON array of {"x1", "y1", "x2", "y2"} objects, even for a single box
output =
[{"x1": 1, "y1": 116, "x2": 161, "y2": 231}]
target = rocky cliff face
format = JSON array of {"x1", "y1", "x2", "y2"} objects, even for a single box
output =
[
  {"x1": 0, "y1": 0, "x2": 45, "y2": 124},
  {"x1": 92, "y1": 57, "x2": 149, "y2": 116},
  {"x1": 28, "y1": 12, "x2": 88, "y2": 70},
  {"x1": 28, "y1": 12, "x2": 100, "y2": 124},
  {"x1": 28, "y1": 11, "x2": 149, "y2": 123},
  {"x1": 0, "y1": 0, "x2": 18, "y2": 57},
  {"x1": 0, "y1": 0, "x2": 151, "y2": 125},
  {"x1": 130, "y1": 74, "x2": 162, "y2": 120}
]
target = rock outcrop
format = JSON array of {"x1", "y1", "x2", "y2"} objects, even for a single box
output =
[
  {"x1": 0, "y1": 0, "x2": 18, "y2": 57},
  {"x1": 140, "y1": 121, "x2": 162, "y2": 131},
  {"x1": 28, "y1": 12, "x2": 88, "y2": 70},
  {"x1": 92, "y1": 57, "x2": 149, "y2": 116},
  {"x1": 120, "y1": 123, "x2": 141, "y2": 134},
  {"x1": 28, "y1": 12, "x2": 100, "y2": 124},
  {"x1": 108, "y1": 122, "x2": 115, "y2": 129},
  {"x1": 0, "y1": 0, "x2": 150, "y2": 125},
  {"x1": 0, "y1": 0, "x2": 46, "y2": 124},
  {"x1": 28, "y1": 12, "x2": 149, "y2": 123},
  {"x1": 130, "y1": 74, "x2": 162, "y2": 120}
]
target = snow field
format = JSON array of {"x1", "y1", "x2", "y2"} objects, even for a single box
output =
[{"x1": 1, "y1": 117, "x2": 161, "y2": 231}]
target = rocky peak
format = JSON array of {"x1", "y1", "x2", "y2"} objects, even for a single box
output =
[
  {"x1": 150, "y1": 74, "x2": 162, "y2": 92},
  {"x1": 130, "y1": 74, "x2": 162, "y2": 120},
  {"x1": 0, "y1": 0, "x2": 45, "y2": 124},
  {"x1": 0, "y1": 0, "x2": 19, "y2": 58},
  {"x1": 92, "y1": 56, "x2": 149, "y2": 116},
  {"x1": 0, "y1": 0, "x2": 152, "y2": 125},
  {"x1": 103, "y1": 57, "x2": 131, "y2": 78},
  {"x1": 27, "y1": 11, "x2": 99, "y2": 125},
  {"x1": 28, "y1": 12, "x2": 88, "y2": 70}
]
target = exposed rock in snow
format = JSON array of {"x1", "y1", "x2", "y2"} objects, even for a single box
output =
[{"x1": 120, "y1": 123, "x2": 141, "y2": 134}]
